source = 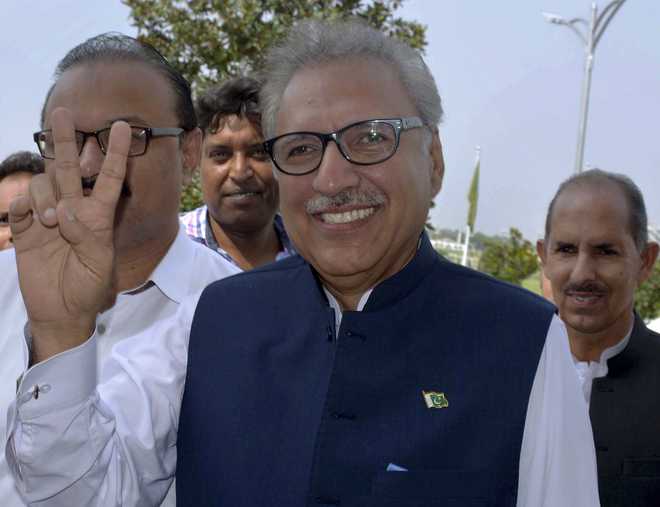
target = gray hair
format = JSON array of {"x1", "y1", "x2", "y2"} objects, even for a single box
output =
[
  {"x1": 260, "y1": 18, "x2": 443, "y2": 138},
  {"x1": 544, "y1": 168, "x2": 649, "y2": 251}
]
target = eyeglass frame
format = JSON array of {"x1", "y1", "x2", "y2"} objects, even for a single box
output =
[
  {"x1": 32, "y1": 126, "x2": 186, "y2": 159},
  {"x1": 262, "y1": 117, "x2": 425, "y2": 176}
]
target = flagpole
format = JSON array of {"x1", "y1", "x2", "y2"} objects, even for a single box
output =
[
  {"x1": 462, "y1": 146, "x2": 481, "y2": 267},
  {"x1": 461, "y1": 224, "x2": 471, "y2": 266}
]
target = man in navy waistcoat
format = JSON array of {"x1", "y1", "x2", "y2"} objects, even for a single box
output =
[
  {"x1": 538, "y1": 170, "x2": 660, "y2": 507},
  {"x1": 177, "y1": 19, "x2": 600, "y2": 507}
]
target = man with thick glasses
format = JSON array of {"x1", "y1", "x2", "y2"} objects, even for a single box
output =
[
  {"x1": 0, "y1": 33, "x2": 238, "y2": 507},
  {"x1": 33, "y1": 126, "x2": 186, "y2": 160},
  {"x1": 5, "y1": 20, "x2": 599, "y2": 507},
  {"x1": 176, "y1": 19, "x2": 600, "y2": 506}
]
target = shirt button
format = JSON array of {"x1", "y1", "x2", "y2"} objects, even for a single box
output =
[{"x1": 98, "y1": 324, "x2": 107, "y2": 335}]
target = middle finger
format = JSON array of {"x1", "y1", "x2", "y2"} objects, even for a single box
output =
[{"x1": 50, "y1": 107, "x2": 83, "y2": 201}]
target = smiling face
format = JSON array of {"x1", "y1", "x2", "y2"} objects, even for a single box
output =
[
  {"x1": 200, "y1": 115, "x2": 279, "y2": 235},
  {"x1": 42, "y1": 61, "x2": 200, "y2": 253},
  {"x1": 0, "y1": 171, "x2": 33, "y2": 249},
  {"x1": 538, "y1": 182, "x2": 658, "y2": 353},
  {"x1": 274, "y1": 58, "x2": 444, "y2": 303}
]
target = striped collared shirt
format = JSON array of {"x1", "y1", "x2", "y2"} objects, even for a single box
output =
[{"x1": 180, "y1": 205, "x2": 295, "y2": 268}]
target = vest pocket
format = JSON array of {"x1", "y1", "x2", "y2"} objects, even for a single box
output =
[{"x1": 370, "y1": 470, "x2": 499, "y2": 505}]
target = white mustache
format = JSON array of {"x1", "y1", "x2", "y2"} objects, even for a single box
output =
[{"x1": 305, "y1": 189, "x2": 385, "y2": 214}]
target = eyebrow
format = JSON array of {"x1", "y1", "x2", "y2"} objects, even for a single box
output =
[{"x1": 593, "y1": 242, "x2": 617, "y2": 250}]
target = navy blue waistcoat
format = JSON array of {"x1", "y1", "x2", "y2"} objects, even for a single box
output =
[{"x1": 177, "y1": 235, "x2": 554, "y2": 506}]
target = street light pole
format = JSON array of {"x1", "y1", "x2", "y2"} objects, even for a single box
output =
[{"x1": 542, "y1": 0, "x2": 627, "y2": 173}]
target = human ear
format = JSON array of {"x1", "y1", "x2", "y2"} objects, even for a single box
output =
[
  {"x1": 638, "y1": 242, "x2": 659, "y2": 285},
  {"x1": 536, "y1": 239, "x2": 547, "y2": 265},
  {"x1": 428, "y1": 128, "x2": 444, "y2": 197}
]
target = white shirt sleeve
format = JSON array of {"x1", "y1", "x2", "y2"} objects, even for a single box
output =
[
  {"x1": 517, "y1": 313, "x2": 601, "y2": 507},
  {"x1": 5, "y1": 294, "x2": 199, "y2": 507}
]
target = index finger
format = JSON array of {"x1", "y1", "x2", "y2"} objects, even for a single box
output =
[
  {"x1": 51, "y1": 107, "x2": 83, "y2": 200},
  {"x1": 91, "y1": 121, "x2": 131, "y2": 207}
]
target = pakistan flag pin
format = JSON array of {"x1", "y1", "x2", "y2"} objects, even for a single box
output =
[{"x1": 422, "y1": 390, "x2": 449, "y2": 409}]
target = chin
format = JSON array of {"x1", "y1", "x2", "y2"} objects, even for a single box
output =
[
  {"x1": 563, "y1": 313, "x2": 609, "y2": 335},
  {"x1": 311, "y1": 250, "x2": 376, "y2": 277}
]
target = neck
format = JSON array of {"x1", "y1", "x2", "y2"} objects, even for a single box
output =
[
  {"x1": 210, "y1": 217, "x2": 281, "y2": 271},
  {"x1": 568, "y1": 310, "x2": 634, "y2": 362},
  {"x1": 113, "y1": 227, "x2": 178, "y2": 293},
  {"x1": 320, "y1": 239, "x2": 419, "y2": 312},
  {"x1": 323, "y1": 283, "x2": 368, "y2": 312}
]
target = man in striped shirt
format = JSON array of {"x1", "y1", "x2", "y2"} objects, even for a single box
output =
[{"x1": 180, "y1": 77, "x2": 295, "y2": 269}]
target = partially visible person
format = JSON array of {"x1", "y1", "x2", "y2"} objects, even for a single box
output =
[
  {"x1": 180, "y1": 77, "x2": 294, "y2": 269},
  {"x1": 0, "y1": 33, "x2": 238, "y2": 507},
  {"x1": 538, "y1": 169, "x2": 660, "y2": 507},
  {"x1": 0, "y1": 151, "x2": 44, "y2": 250}
]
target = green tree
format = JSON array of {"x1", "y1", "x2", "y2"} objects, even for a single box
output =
[
  {"x1": 123, "y1": 0, "x2": 427, "y2": 211},
  {"x1": 123, "y1": 0, "x2": 425, "y2": 92},
  {"x1": 478, "y1": 228, "x2": 538, "y2": 286},
  {"x1": 636, "y1": 260, "x2": 660, "y2": 320}
]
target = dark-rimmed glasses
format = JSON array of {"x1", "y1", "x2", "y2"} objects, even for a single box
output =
[
  {"x1": 263, "y1": 117, "x2": 424, "y2": 176},
  {"x1": 33, "y1": 126, "x2": 185, "y2": 159}
]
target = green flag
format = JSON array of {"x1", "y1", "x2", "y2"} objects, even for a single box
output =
[{"x1": 467, "y1": 152, "x2": 480, "y2": 230}]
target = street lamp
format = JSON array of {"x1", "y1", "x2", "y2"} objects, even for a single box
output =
[{"x1": 542, "y1": 1, "x2": 627, "y2": 173}]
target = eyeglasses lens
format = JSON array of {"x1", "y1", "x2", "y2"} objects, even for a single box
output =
[{"x1": 341, "y1": 122, "x2": 396, "y2": 163}]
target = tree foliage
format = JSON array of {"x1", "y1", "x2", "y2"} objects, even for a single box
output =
[
  {"x1": 180, "y1": 171, "x2": 204, "y2": 212},
  {"x1": 478, "y1": 228, "x2": 538, "y2": 286},
  {"x1": 123, "y1": 0, "x2": 426, "y2": 92},
  {"x1": 636, "y1": 259, "x2": 660, "y2": 321},
  {"x1": 123, "y1": 0, "x2": 427, "y2": 212}
]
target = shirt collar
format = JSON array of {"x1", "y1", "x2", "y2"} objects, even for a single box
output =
[
  {"x1": 572, "y1": 317, "x2": 633, "y2": 368},
  {"x1": 204, "y1": 208, "x2": 296, "y2": 264},
  {"x1": 323, "y1": 286, "x2": 374, "y2": 333},
  {"x1": 122, "y1": 225, "x2": 196, "y2": 304}
]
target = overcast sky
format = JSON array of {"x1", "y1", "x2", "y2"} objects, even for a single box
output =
[{"x1": 2, "y1": 1, "x2": 658, "y2": 239}]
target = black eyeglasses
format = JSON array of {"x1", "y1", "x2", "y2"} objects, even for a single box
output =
[
  {"x1": 33, "y1": 126, "x2": 185, "y2": 159},
  {"x1": 263, "y1": 117, "x2": 424, "y2": 176}
]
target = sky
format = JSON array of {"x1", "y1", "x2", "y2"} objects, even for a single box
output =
[{"x1": 1, "y1": 1, "x2": 658, "y2": 240}]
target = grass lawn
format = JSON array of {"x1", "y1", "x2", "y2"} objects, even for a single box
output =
[{"x1": 521, "y1": 270, "x2": 542, "y2": 296}]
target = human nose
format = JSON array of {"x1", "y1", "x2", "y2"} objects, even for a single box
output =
[
  {"x1": 570, "y1": 251, "x2": 597, "y2": 283},
  {"x1": 78, "y1": 135, "x2": 105, "y2": 177},
  {"x1": 229, "y1": 152, "x2": 254, "y2": 182},
  {"x1": 311, "y1": 140, "x2": 359, "y2": 196}
]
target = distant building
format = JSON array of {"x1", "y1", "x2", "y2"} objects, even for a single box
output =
[{"x1": 430, "y1": 236, "x2": 481, "y2": 268}]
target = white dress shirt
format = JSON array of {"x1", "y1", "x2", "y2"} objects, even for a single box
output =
[
  {"x1": 648, "y1": 316, "x2": 660, "y2": 333},
  {"x1": 1, "y1": 227, "x2": 239, "y2": 507},
  {"x1": 6, "y1": 272, "x2": 599, "y2": 506}
]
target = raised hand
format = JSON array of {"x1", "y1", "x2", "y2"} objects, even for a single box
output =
[{"x1": 9, "y1": 108, "x2": 131, "y2": 362}]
